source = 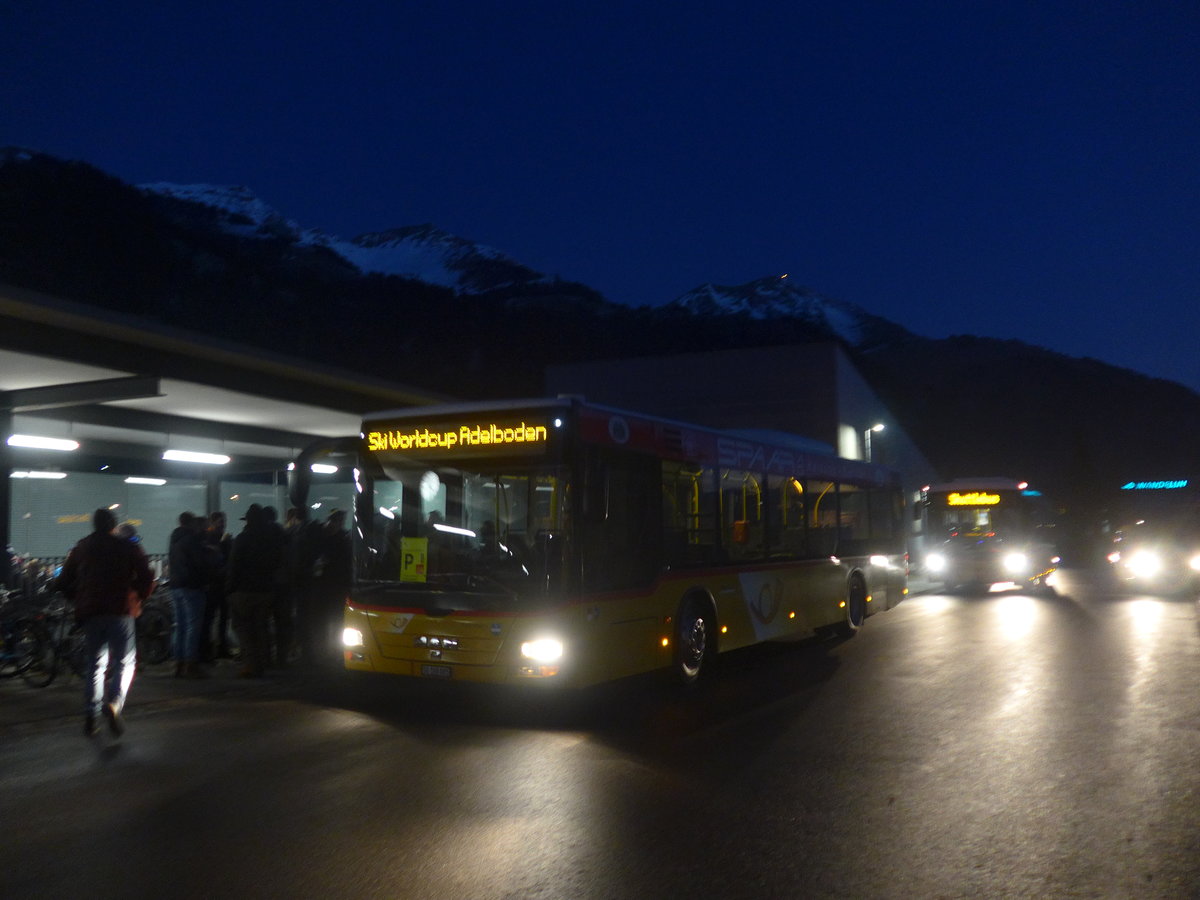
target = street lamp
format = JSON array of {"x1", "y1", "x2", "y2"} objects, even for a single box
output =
[{"x1": 864, "y1": 423, "x2": 885, "y2": 462}]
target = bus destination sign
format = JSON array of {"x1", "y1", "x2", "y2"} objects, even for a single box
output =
[
  {"x1": 367, "y1": 420, "x2": 550, "y2": 454},
  {"x1": 946, "y1": 491, "x2": 1001, "y2": 506}
]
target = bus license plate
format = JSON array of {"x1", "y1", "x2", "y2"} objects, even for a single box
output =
[{"x1": 420, "y1": 664, "x2": 452, "y2": 679}]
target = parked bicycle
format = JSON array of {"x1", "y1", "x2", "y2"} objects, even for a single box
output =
[
  {"x1": 0, "y1": 590, "x2": 43, "y2": 679},
  {"x1": 22, "y1": 593, "x2": 87, "y2": 689},
  {"x1": 136, "y1": 586, "x2": 174, "y2": 666}
]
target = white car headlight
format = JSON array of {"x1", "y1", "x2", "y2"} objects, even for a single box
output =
[
  {"x1": 520, "y1": 638, "x2": 564, "y2": 663},
  {"x1": 1127, "y1": 550, "x2": 1161, "y2": 578},
  {"x1": 342, "y1": 627, "x2": 365, "y2": 647},
  {"x1": 926, "y1": 552, "x2": 947, "y2": 573},
  {"x1": 1189, "y1": 554, "x2": 1200, "y2": 572},
  {"x1": 1002, "y1": 552, "x2": 1029, "y2": 575}
]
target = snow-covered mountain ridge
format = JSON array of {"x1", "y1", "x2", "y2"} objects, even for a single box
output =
[
  {"x1": 140, "y1": 182, "x2": 545, "y2": 295},
  {"x1": 671, "y1": 275, "x2": 917, "y2": 349},
  {"x1": 139, "y1": 181, "x2": 907, "y2": 348}
]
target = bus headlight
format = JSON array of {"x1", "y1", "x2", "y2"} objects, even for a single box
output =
[
  {"x1": 1002, "y1": 552, "x2": 1029, "y2": 574},
  {"x1": 520, "y1": 638, "x2": 564, "y2": 663},
  {"x1": 342, "y1": 627, "x2": 365, "y2": 648},
  {"x1": 926, "y1": 552, "x2": 947, "y2": 573},
  {"x1": 1189, "y1": 554, "x2": 1200, "y2": 572},
  {"x1": 1127, "y1": 550, "x2": 1161, "y2": 578}
]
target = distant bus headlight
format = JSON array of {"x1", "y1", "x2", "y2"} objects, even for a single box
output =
[
  {"x1": 1189, "y1": 554, "x2": 1200, "y2": 572},
  {"x1": 520, "y1": 638, "x2": 564, "y2": 663},
  {"x1": 926, "y1": 552, "x2": 947, "y2": 573},
  {"x1": 342, "y1": 627, "x2": 365, "y2": 648},
  {"x1": 1127, "y1": 550, "x2": 1161, "y2": 578},
  {"x1": 1002, "y1": 552, "x2": 1028, "y2": 574}
]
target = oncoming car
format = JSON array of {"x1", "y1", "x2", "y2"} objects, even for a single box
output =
[{"x1": 1106, "y1": 520, "x2": 1200, "y2": 596}]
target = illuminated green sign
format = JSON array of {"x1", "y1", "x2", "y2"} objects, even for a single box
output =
[{"x1": 1120, "y1": 480, "x2": 1188, "y2": 491}]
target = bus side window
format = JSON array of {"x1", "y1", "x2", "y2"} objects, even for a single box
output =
[
  {"x1": 662, "y1": 461, "x2": 720, "y2": 567},
  {"x1": 721, "y1": 468, "x2": 766, "y2": 561},
  {"x1": 837, "y1": 483, "x2": 870, "y2": 557},
  {"x1": 807, "y1": 479, "x2": 838, "y2": 557},
  {"x1": 766, "y1": 474, "x2": 805, "y2": 558},
  {"x1": 869, "y1": 486, "x2": 902, "y2": 554},
  {"x1": 579, "y1": 449, "x2": 661, "y2": 591}
]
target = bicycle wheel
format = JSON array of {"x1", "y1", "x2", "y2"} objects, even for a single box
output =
[
  {"x1": 0, "y1": 617, "x2": 42, "y2": 679},
  {"x1": 59, "y1": 624, "x2": 90, "y2": 681},
  {"x1": 137, "y1": 606, "x2": 172, "y2": 665},
  {"x1": 21, "y1": 621, "x2": 58, "y2": 688}
]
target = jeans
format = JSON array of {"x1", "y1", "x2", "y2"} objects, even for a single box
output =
[
  {"x1": 83, "y1": 615, "x2": 137, "y2": 718},
  {"x1": 171, "y1": 587, "x2": 207, "y2": 662}
]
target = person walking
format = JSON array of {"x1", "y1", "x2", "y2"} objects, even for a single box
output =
[
  {"x1": 227, "y1": 504, "x2": 285, "y2": 678},
  {"x1": 55, "y1": 508, "x2": 154, "y2": 737},
  {"x1": 168, "y1": 512, "x2": 214, "y2": 678}
]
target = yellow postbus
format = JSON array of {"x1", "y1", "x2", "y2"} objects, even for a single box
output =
[
  {"x1": 291, "y1": 398, "x2": 907, "y2": 687},
  {"x1": 920, "y1": 478, "x2": 1060, "y2": 594}
]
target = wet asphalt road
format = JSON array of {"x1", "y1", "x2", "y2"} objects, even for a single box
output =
[{"x1": 2, "y1": 567, "x2": 1198, "y2": 899}]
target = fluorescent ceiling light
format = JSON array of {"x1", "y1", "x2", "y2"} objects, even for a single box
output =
[
  {"x1": 7, "y1": 434, "x2": 79, "y2": 452},
  {"x1": 10, "y1": 471, "x2": 69, "y2": 479},
  {"x1": 286, "y1": 462, "x2": 339, "y2": 474},
  {"x1": 125, "y1": 476, "x2": 167, "y2": 486},
  {"x1": 163, "y1": 449, "x2": 231, "y2": 465},
  {"x1": 433, "y1": 522, "x2": 476, "y2": 538}
]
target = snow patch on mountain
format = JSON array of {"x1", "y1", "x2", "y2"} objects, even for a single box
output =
[
  {"x1": 139, "y1": 183, "x2": 541, "y2": 293},
  {"x1": 333, "y1": 225, "x2": 543, "y2": 293},
  {"x1": 670, "y1": 276, "x2": 865, "y2": 343}
]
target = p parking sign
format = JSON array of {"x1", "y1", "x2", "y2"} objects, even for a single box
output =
[{"x1": 400, "y1": 537, "x2": 428, "y2": 582}]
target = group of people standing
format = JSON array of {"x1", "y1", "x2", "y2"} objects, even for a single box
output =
[
  {"x1": 168, "y1": 505, "x2": 351, "y2": 678},
  {"x1": 55, "y1": 504, "x2": 351, "y2": 738}
]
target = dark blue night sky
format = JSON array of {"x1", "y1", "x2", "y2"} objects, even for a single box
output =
[{"x1": 3, "y1": 1, "x2": 1197, "y2": 390}]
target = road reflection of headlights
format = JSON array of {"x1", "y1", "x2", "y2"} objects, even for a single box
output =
[
  {"x1": 926, "y1": 552, "x2": 947, "y2": 573},
  {"x1": 1127, "y1": 550, "x2": 1161, "y2": 578},
  {"x1": 1002, "y1": 552, "x2": 1028, "y2": 574}
]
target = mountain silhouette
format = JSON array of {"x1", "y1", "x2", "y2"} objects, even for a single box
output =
[{"x1": 3, "y1": 148, "x2": 1198, "y2": 537}]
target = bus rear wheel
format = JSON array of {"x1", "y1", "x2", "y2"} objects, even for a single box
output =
[
  {"x1": 839, "y1": 577, "x2": 867, "y2": 637},
  {"x1": 674, "y1": 598, "x2": 712, "y2": 684}
]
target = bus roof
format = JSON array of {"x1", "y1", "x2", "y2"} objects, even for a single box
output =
[{"x1": 926, "y1": 478, "x2": 1029, "y2": 493}]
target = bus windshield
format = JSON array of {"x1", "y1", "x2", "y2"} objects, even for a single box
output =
[{"x1": 358, "y1": 456, "x2": 571, "y2": 608}]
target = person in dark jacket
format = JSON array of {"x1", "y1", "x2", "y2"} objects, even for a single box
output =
[
  {"x1": 199, "y1": 511, "x2": 233, "y2": 662},
  {"x1": 227, "y1": 504, "x2": 285, "y2": 678},
  {"x1": 168, "y1": 511, "x2": 214, "y2": 678},
  {"x1": 288, "y1": 509, "x2": 324, "y2": 666},
  {"x1": 313, "y1": 508, "x2": 352, "y2": 665},
  {"x1": 55, "y1": 507, "x2": 154, "y2": 737}
]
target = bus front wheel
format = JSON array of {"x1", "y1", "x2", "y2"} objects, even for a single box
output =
[{"x1": 674, "y1": 597, "x2": 713, "y2": 684}]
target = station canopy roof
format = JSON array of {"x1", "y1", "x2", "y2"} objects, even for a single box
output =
[{"x1": 1, "y1": 282, "x2": 449, "y2": 476}]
